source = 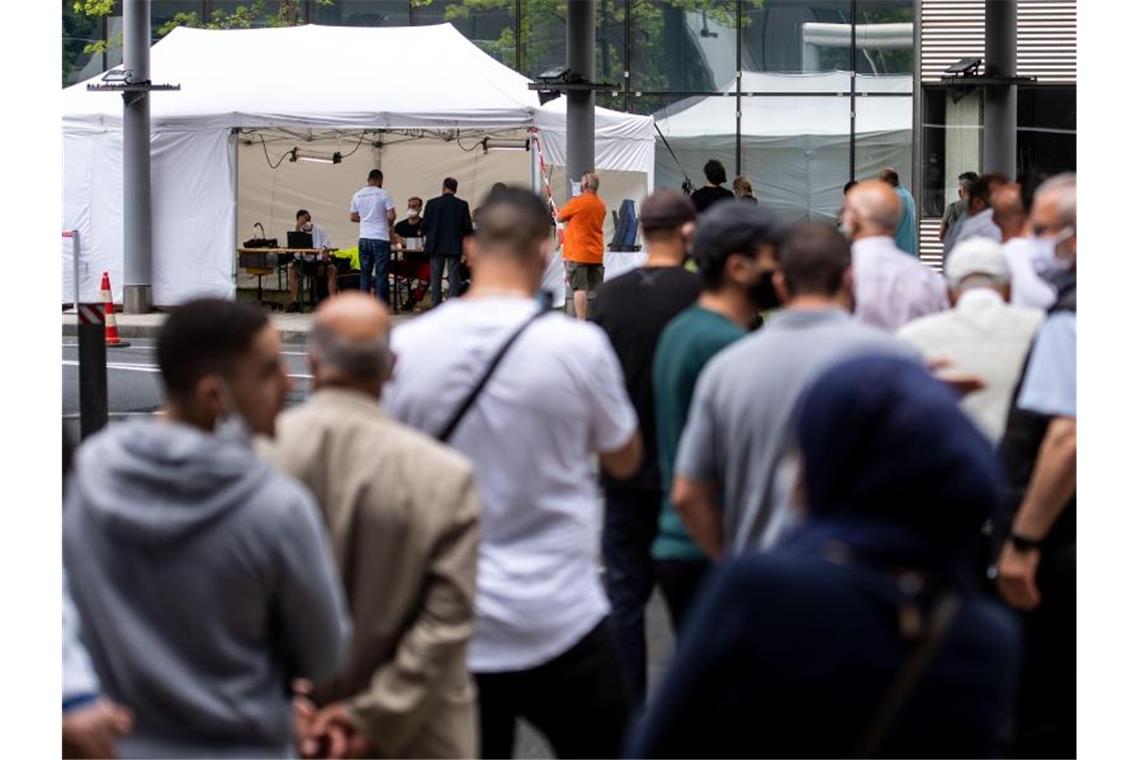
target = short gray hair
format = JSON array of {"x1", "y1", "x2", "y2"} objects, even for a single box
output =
[
  {"x1": 1036, "y1": 172, "x2": 1076, "y2": 227},
  {"x1": 309, "y1": 322, "x2": 392, "y2": 380}
]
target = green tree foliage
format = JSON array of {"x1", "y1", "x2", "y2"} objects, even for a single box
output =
[{"x1": 74, "y1": 0, "x2": 335, "y2": 55}]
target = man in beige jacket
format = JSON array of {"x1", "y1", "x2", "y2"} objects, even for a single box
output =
[{"x1": 261, "y1": 292, "x2": 480, "y2": 758}]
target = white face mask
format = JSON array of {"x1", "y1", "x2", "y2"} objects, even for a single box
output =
[
  {"x1": 1030, "y1": 228, "x2": 1075, "y2": 275},
  {"x1": 407, "y1": 208, "x2": 420, "y2": 219}
]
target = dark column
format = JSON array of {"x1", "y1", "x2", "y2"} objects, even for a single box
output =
[
  {"x1": 566, "y1": 0, "x2": 596, "y2": 198},
  {"x1": 983, "y1": 0, "x2": 1017, "y2": 177},
  {"x1": 123, "y1": 0, "x2": 153, "y2": 313}
]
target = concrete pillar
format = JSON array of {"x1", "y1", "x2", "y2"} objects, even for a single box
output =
[
  {"x1": 122, "y1": 0, "x2": 153, "y2": 313},
  {"x1": 566, "y1": 0, "x2": 596, "y2": 199},
  {"x1": 983, "y1": 0, "x2": 1016, "y2": 178}
]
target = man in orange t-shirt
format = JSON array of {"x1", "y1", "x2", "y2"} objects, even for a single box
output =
[{"x1": 559, "y1": 172, "x2": 607, "y2": 320}]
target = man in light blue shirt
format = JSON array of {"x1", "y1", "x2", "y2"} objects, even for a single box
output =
[{"x1": 880, "y1": 167, "x2": 918, "y2": 256}]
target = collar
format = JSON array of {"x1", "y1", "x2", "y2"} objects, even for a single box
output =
[
  {"x1": 765, "y1": 306, "x2": 852, "y2": 330},
  {"x1": 310, "y1": 386, "x2": 387, "y2": 417},
  {"x1": 955, "y1": 288, "x2": 1004, "y2": 310},
  {"x1": 851, "y1": 235, "x2": 897, "y2": 255}
]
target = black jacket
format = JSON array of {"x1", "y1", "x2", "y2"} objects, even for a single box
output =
[{"x1": 423, "y1": 192, "x2": 473, "y2": 258}]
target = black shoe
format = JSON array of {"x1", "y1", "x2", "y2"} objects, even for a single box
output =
[
  {"x1": 400, "y1": 299, "x2": 417, "y2": 312},
  {"x1": 285, "y1": 301, "x2": 301, "y2": 313}
]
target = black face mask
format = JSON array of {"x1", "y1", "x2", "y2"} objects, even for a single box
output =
[{"x1": 749, "y1": 269, "x2": 781, "y2": 311}]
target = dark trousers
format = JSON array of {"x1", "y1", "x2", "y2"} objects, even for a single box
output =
[
  {"x1": 475, "y1": 619, "x2": 632, "y2": 759},
  {"x1": 431, "y1": 255, "x2": 462, "y2": 306},
  {"x1": 1013, "y1": 543, "x2": 1076, "y2": 758},
  {"x1": 655, "y1": 558, "x2": 711, "y2": 635},
  {"x1": 359, "y1": 238, "x2": 391, "y2": 303},
  {"x1": 601, "y1": 488, "x2": 661, "y2": 705}
]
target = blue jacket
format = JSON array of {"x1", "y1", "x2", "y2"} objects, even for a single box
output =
[{"x1": 628, "y1": 545, "x2": 1020, "y2": 758}]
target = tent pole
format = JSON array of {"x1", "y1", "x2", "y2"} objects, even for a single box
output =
[
  {"x1": 231, "y1": 127, "x2": 239, "y2": 299},
  {"x1": 122, "y1": 0, "x2": 153, "y2": 313}
]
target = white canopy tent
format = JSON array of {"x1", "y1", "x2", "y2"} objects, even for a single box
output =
[
  {"x1": 653, "y1": 72, "x2": 913, "y2": 221},
  {"x1": 62, "y1": 23, "x2": 655, "y2": 305}
]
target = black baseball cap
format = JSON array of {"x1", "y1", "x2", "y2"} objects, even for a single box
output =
[{"x1": 693, "y1": 200, "x2": 788, "y2": 261}]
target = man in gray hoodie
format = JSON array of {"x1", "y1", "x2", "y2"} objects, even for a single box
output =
[{"x1": 64, "y1": 299, "x2": 351, "y2": 759}]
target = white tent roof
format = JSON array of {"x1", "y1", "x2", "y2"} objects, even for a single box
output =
[
  {"x1": 63, "y1": 23, "x2": 541, "y2": 132},
  {"x1": 655, "y1": 71, "x2": 912, "y2": 139},
  {"x1": 534, "y1": 98, "x2": 655, "y2": 179}
]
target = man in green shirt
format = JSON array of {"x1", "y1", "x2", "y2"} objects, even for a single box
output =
[
  {"x1": 650, "y1": 200, "x2": 785, "y2": 631},
  {"x1": 941, "y1": 171, "x2": 978, "y2": 242}
]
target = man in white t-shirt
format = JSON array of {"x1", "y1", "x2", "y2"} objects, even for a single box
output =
[
  {"x1": 350, "y1": 169, "x2": 397, "y2": 304},
  {"x1": 384, "y1": 187, "x2": 643, "y2": 759}
]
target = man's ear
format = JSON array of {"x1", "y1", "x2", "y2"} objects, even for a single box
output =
[
  {"x1": 773, "y1": 270, "x2": 790, "y2": 305},
  {"x1": 680, "y1": 220, "x2": 697, "y2": 244},
  {"x1": 194, "y1": 374, "x2": 225, "y2": 428}
]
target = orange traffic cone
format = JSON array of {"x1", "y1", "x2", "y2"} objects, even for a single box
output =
[{"x1": 100, "y1": 272, "x2": 130, "y2": 348}]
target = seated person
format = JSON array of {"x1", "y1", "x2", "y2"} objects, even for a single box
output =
[
  {"x1": 393, "y1": 197, "x2": 430, "y2": 310},
  {"x1": 288, "y1": 209, "x2": 338, "y2": 312}
]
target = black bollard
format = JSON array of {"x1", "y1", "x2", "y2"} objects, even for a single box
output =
[{"x1": 77, "y1": 303, "x2": 108, "y2": 439}]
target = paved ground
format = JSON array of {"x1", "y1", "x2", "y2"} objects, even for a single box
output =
[{"x1": 61, "y1": 337, "x2": 678, "y2": 758}]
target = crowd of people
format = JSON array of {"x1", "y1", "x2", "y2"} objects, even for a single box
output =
[{"x1": 62, "y1": 169, "x2": 1076, "y2": 759}]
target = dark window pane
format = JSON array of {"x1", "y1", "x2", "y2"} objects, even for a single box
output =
[
  {"x1": 630, "y1": 0, "x2": 737, "y2": 93},
  {"x1": 854, "y1": 0, "x2": 914, "y2": 80},
  {"x1": 742, "y1": 0, "x2": 851, "y2": 75},
  {"x1": 418, "y1": 0, "x2": 515, "y2": 67},
  {"x1": 1017, "y1": 86, "x2": 1076, "y2": 194},
  {"x1": 316, "y1": 1, "x2": 410, "y2": 26}
]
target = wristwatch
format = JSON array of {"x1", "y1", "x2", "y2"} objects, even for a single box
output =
[{"x1": 1008, "y1": 533, "x2": 1043, "y2": 552}]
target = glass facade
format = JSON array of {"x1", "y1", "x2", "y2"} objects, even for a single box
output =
[{"x1": 63, "y1": 1, "x2": 923, "y2": 220}]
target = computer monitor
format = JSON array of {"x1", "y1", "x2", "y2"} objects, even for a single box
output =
[{"x1": 287, "y1": 230, "x2": 314, "y2": 249}]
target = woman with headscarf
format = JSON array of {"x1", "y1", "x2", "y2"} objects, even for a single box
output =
[{"x1": 629, "y1": 355, "x2": 1021, "y2": 759}]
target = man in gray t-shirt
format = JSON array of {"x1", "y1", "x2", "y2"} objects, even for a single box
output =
[{"x1": 672, "y1": 223, "x2": 920, "y2": 557}]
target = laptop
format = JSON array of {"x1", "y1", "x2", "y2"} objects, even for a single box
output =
[{"x1": 287, "y1": 230, "x2": 314, "y2": 249}]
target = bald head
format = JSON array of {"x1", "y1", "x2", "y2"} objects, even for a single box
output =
[
  {"x1": 309, "y1": 293, "x2": 393, "y2": 393},
  {"x1": 843, "y1": 179, "x2": 902, "y2": 239},
  {"x1": 990, "y1": 182, "x2": 1026, "y2": 241}
]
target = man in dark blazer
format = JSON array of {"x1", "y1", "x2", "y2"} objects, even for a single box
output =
[{"x1": 423, "y1": 177, "x2": 475, "y2": 306}]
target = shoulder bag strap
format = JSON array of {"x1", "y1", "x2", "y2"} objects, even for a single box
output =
[
  {"x1": 436, "y1": 307, "x2": 549, "y2": 443},
  {"x1": 856, "y1": 592, "x2": 963, "y2": 758}
]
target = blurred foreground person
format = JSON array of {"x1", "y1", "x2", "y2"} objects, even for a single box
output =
[
  {"x1": 592, "y1": 190, "x2": 700, "y2": 704},
  {"x1": 385, "y1": 188, "x2": 641, "y2": 758},
  {"x1": 673, "y1": 222, "x2": 917, "y2": 558},
  {"x1": 996, "y1": 173, "x2": 1077, "y2": 759},
  {"x1": 631, "y1": 355, "x2": 1020, "y2": 759},
  {"x1": 63, "y1": 433, "x2": 133, "y2": 759},
  {"x1": 64, "y1": 299, "x2": 351, "y2": 758},
  {"x1": 262, "y1": 293, "x2": 481, "y2": 758},
  {"x1": 650, "y1": 200, "x2": 784, "y2": 630},
  {"x1": 900, "y1": 238, "x2": 1044, "y2": 444},
  {"x1": 842, "y1": 180, "x2": 948, "y2": 332}
]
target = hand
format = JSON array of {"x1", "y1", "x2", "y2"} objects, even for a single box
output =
[
  {"x1": 927, "y1": 357, "x2": 987, "y2": 397},
  {"x1": 997, "y1": 541, "x2": 1042, "y2": 610},
  {"x1": 62, "y1": 698, "x2": 133, "y2": 759},
  {"x1": 303, "y1": 703, "x2": 369, "y2": 759},
  {"x1": 293, "y1": 680, "x2": 318, "y2": 757}
]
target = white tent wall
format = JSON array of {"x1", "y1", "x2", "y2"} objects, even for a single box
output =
[
  {"x1": 652, "y1": 73, "x2": 912, "y2": 222},
  {"x1": 62, "y1": 128, "x2": 234, "y2": 305}
]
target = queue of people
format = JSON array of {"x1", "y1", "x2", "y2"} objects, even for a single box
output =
[{"x1": 63, "y1": 170, "x2": 1076, "y2": 759}]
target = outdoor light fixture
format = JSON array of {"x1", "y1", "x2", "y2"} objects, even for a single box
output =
[
  {"x1": 101, "y1": 67, "x2": 134, "y2": 84},
  {"x1": 944, "y1": 57, "x2": 982, "y2": 77},
  {"x1": 288, "y1": 148, "x2": 343, "y2": 165},
  {"x1": 482, "y1": 138, "x2": 530, "y2": 153}
]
